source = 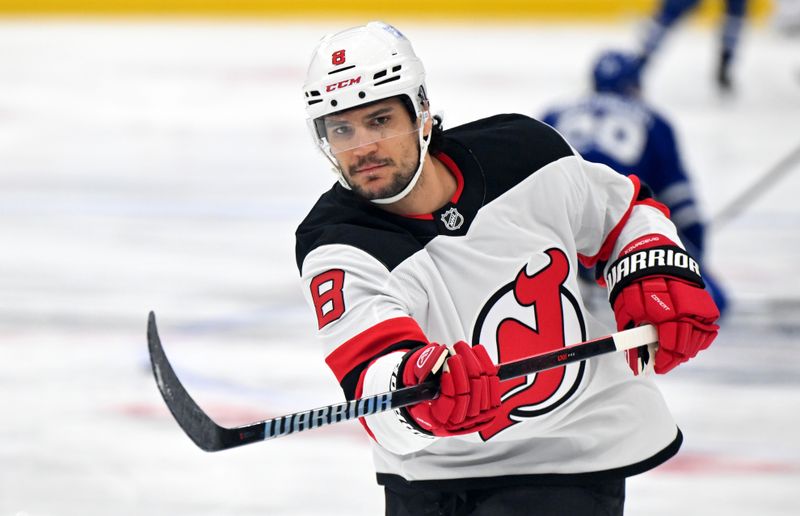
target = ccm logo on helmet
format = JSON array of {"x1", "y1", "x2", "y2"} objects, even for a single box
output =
[{"x1": 325, "y1": 77, "x2": 362, "y2": 92}]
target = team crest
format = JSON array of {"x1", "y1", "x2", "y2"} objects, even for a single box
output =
[
  {"x1": 440, "y1": 207, "x2": 464, "y2": 231},
  {"x1": 472, "y1": 248, "x2": 587, "y2": 440}
]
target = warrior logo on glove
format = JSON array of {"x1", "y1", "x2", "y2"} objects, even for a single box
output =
[{"x1": 608, "y1": 234, "x2": 720, "y2": 374}]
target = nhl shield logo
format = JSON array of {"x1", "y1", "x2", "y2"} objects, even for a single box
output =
[{"x1": 440, "y1": 207, "x2": 464, "y2": 231}]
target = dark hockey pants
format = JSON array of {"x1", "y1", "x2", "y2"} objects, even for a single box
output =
[{"x1": 384, "y1": 478, "x2": 625, "y2": 516}]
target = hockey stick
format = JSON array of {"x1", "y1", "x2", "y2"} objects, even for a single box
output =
[
  {"x1": 711, "y1": 140, "x2": 800, "y2": 230},
  {"x1": 148, "y1": 311, "x2": 657, "y2": 452}
]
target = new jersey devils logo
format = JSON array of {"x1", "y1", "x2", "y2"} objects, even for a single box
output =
[{"x1": 472, "y1": 248, "x2": 587, "y2": 440}]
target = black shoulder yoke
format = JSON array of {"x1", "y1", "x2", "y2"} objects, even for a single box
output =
[{"x1": 295, "y1": 114, "x2": 574, "y2": 273}]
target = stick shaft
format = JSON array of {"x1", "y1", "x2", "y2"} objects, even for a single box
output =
[
  {"x1": 712, "y1": 141, "x2": 800, "y2": 229},
  {"x1": 148, "y1": 311, "x2": 656, "y2": 451}
]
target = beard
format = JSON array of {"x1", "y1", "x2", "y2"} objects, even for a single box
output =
[{"x1": 345, "y1": 146, "x2": 421, "y2": 201}]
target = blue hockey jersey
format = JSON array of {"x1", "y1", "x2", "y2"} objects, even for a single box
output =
[
  {"x1": 542, "y1": 93, "x2": 727, "y2": 312},
  {"x1": 543, "y1": 93, "x2": 704, "y2": 256}
]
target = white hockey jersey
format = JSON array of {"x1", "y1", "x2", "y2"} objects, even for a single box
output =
[{"x1": 295, "y1": 114, "x2": 683, "y2": 490}]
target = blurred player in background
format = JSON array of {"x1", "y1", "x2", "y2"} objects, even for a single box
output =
[
  {"x1": 637, "y1": 0, "x2": 750, "y2": 90},
  {"x1": 296, "y1": 22, "x2": 720, "y2": 515},
  {"x1": 542, "y1": 50, "x2": 728, "y2": 316}
]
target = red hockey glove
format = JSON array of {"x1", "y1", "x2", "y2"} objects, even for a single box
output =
[
  {"x1": 606, "y1": 236, "x2": 720, "y2": 374},
  {"x1": 400, "y1": 341, "x2": 501, "y2": 437}
]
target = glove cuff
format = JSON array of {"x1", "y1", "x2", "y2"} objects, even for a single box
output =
[{"x1": 606, "y1": 245, "x2": 704, "y2": 305}]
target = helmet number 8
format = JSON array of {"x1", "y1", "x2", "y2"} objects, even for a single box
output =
[{"x1": 331, "y1": 50, "x2": 346, "y2": 66}]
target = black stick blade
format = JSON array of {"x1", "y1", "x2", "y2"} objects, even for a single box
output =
[{"x1": 147, "y1": 311, "x2": 231, "y2": 451}]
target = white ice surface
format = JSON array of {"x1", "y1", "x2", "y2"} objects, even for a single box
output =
[{"x1": 1, "y1": 18, "x2": 799, "y2": 515}]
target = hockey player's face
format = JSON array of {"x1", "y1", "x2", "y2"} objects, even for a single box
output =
[{"x1": 323, "y1": 98, "x2": 421, "y2": 201}]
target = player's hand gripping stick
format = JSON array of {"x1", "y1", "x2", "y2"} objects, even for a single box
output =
[
  {"x1": 607, "y1": 236, "x2": 720, "y2": 374},
  {"x1": 399, "y1": 342, "x2": 501, "y2": 436}
]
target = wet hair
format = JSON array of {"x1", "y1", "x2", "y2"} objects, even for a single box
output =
[{"x1": 427, "y1": 114, "x2": 445, "y2": 154}]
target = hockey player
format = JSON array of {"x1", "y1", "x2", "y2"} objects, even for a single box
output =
[
  {"x1": 541, "y1": 50, "x2": 728, "y2": 315},
  {"x1": 637, "y1": 0, "x2": 749, "y2": 90},
  {"x1": 296, "y1": 22, "x2": 720, "y2": 515}
]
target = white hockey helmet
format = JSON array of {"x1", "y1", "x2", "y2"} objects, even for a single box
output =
[{"x1": 302, "y1": 21, "x2": 431, "y2": 204}]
